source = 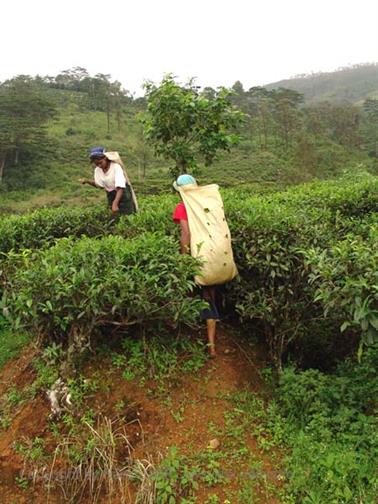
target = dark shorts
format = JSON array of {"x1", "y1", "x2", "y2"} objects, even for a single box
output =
[
  {"x1": 107, "y1": 186, "x2": 136, "y2": 215},
  {"x1": 200, "y1": 286, "x2": 222, "y2": 321}
]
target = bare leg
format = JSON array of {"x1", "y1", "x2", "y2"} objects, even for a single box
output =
[{"x1": 207, "y1": 319, "x2": 217, "y2": 357}]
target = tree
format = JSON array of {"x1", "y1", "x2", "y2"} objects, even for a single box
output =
[
  {"x1": 270, "y1": 88, "x2": 304, "y2": 151},
  {"x1": 361, "y1": 98, "x2": 378, "y2": 157},
  {"x1": 141, "y1": 75, "x2": 244, "y2": 176},
  {"x1": 0, "y1": 77, "x2": 57, "y2": 182},
  {"x1": 245, "y1": 86, "x2": 272, "y2": 150}
]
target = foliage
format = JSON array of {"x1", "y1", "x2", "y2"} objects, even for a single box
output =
[
  {"x1": 0, "y1": 315, "x2": 30, "y2": 369},
  {"x1": 153, "y1": 447, "x2": 199, "y2": 503},
  {"x1": 2, "y1": 175, "x2": 378, "y2": 370},
  {"x1": 142, "y1": 75, "x2": 244, "y2": 176},
  {"x1": 0, "y1": 204, "x2": 110, "y2": 254},
  {"x1": 4, "y1": 234, "x2": 204, "y2": 363},
  {"x1": 111, "y1": 332, "x2": 207, "y2": 384},
  {"x1": 48, "y1": 415, "x2": 133, "y2": 503},
  {"x1": 306, "y1": 229, "x2": 378, "y2": 351},
  {"x1": 0, "y1": 76, "x2": 58, "y2": 181},
  {"x1": 273, "y1": 347, "x2": 378, "y2": 503},
  {"x1": 226, "y1": 175, "x2": 378, "y2": 368}
]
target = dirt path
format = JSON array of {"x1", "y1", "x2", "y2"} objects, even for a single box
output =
[{"x1": 0, "y1": 326, "x2": 283, "y2": 503}]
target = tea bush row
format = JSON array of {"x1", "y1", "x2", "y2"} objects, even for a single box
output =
[
  {"x1": 1, "y1": 175, "x2": 377, "y2": 255},
  {"x1": 2, "y1": 176, "x2": 377, "y2": 367}
]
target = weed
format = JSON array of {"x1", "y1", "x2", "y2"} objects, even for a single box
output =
[
  {"x1": 42, "y1": 343, "x2": 64, "y2": 365},
  {"x1": 0, "y1": 414, "x2": 11, "y2": 430},
  {"x1": 30, "y1": 357, "x2": 59, "y2": 396},
  {"x1": 15, "y1": 475, "x2": 30, "y2": 491},
  {"x1": 14, "y1": 436, "x2": 46, "y2": 463},
  {"x1": 48, "y1": 415, "x2": 133, "y2": 503},
  {"x1": 67, "y1": 375, "x2": 98, "y2": 405},
  {"x1": 205, "y1": 495, "x2": 220, "y2": 504},
  {"x1": 6, "y1": 386, "x2": 25, "y2": 406},
  {"x1": 112, "y1": 333, "x2": 207, "y2": 388},
  {"x1": 152, "y1": 447, "x2": 199, "y2": 503},
  {"x1": 171, "y1": 404, "x2": 185, "y2": 423}
]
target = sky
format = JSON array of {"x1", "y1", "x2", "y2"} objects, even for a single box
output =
[{"x1": 2, "y1": 0, "x2": 377, "y2": 96}]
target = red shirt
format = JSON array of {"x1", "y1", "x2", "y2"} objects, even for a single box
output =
[{"x1": 173, "y1": 202, "x2": 188, "y2": 222}]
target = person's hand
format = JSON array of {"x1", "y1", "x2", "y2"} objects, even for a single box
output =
[
  {"x1": 78, "y1": 178, "x2": 87, "y2": 185},
  {"x1": 112, "y1": 202, "x2": 120, "y2": 213}
]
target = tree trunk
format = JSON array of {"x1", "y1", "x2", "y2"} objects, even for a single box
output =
[
  {"x1": 0, "y1": 152, "x2": 6, "y2": 183},
  {"x1": 106, "y1": 96, "x2": 111, "y2": 133}
]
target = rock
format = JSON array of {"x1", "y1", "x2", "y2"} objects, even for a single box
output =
[{"x1": 208, "y1": 438, "x2": 220, "y2": 450}]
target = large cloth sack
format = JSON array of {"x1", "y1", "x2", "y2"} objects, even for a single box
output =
[{"x1": 177, "y1": 183, "x2": 238, "y2": 286}]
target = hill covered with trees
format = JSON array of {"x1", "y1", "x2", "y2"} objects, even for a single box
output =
[{"x1": 264, "y1": 63, "x2": 378, "y2": 104}]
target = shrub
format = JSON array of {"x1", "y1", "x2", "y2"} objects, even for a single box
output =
[
  {"x1": 5, "y1": 233, "x2": 205, "y2": 363},
  {"x1": 274, "y1": 347, "x2": 378, "y2": 503},
  {"x1": 306, "y1": 227, "x2": 378, "y2": 351},
  {"x1": 0, "y1": 205, "x2": 111, "y2": 255}
]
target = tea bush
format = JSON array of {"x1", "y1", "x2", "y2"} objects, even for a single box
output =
[
  {"x1": 274, "y1": 346, "x2": 378, "y2": 503},
  {"x1": 0, "y1": 205, "x2": 110, "y2": 254},
  {"x1": 225, "y1": 177, "x2": 378, "y2": 368},
  {"x1": 5, "y1": 233, "x2": 205, "y2": 361},
  {"x1": 306, "y1": 227, "x2": 378, "y2": 349}
]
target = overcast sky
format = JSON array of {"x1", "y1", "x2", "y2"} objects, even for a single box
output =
[{"x1": 2, "y1": 0, "x2": 377, "y2": 95}]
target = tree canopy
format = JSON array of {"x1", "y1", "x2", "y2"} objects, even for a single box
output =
[
  {"x1": 0, "y1": 77, "x2": 57, "y2": 182},
  {"x1": 141, "y1": 75, "x2": 244, "y2": 176}
]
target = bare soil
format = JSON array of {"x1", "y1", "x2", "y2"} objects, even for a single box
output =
[{"x1": 0, "y1": 326, "x2": 283, "y2": 503}]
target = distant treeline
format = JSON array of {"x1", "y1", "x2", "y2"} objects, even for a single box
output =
[{"x1": 0, "y1": 66, "x2": 377, "y2": 187}]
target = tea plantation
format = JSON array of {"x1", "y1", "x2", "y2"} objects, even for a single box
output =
[{"x1": 0, "y1": 174, "x2": 377, "y2": 503}]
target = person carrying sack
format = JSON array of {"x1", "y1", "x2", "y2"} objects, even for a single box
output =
[
  {"x1": 79, "y1": 146, "x2": 138, "y2": 215},
  {"x1": 172, "y1": 174, "x2": 237, "y2": 357}
]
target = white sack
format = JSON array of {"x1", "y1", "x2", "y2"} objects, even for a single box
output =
[{"x1": 178, "y1": 183, "x2": 238, "y2": 286}]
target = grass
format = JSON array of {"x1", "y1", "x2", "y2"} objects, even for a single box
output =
[{"x1": 0, "y1": 316, "x2": 30, "y2": 369}]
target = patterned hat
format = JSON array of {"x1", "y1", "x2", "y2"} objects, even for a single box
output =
[{"x1": 89, "y1": 146, "x2": 106, "y2": 159}]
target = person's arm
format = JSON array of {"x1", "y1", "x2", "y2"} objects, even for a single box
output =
[
  {"x1": 179, "y1": 219, "x2": 191, "y2": 254},
  {"x1": 79, "y1": 178, "x2": 100, "y2": 188},
  {"x1": 111, "y1": 187, "x2": 124, "y2": 213}
]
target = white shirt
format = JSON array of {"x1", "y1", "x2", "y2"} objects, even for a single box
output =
[{"x1": 94, "y1": 162, "x2": 126, "y2": 192}]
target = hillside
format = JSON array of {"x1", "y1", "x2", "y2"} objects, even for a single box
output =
[
  {"x1": 0, "y1": 67, "x2": 377, "y2": 218},
  {"x1": 265, "y1": 63, "x2": 378, "y2": 104},
  {"x1": 0, "y1": 177, "x2": 377, "y2": 503}
]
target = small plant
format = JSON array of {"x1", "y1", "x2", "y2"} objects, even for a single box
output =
[
  {"x1": 112, "y1": 332, "x2": 207, "y2": 389},
  {"x1": 153, "y1": 447, "x2": 199, "y2": 503},
  {"x1": 171, "y1": 404, "x2": 185, "y2": 424},
  {"x1": 205, "y1": 495, "x2": 220, "y2": 504},
  {"x1": 48, "y1": 415, "x2": 133, "y2": 503},
  {"x1": 42, "y1": 343, "x2": 64, "y2": 365},
  {"x1": 198, "y1": 450, "x2": 228, "y2": 488},
  {"x1": 0, "y1": 414, "x2": 11, "y2": 430},
  {"x1": 6, "y1": 386, "x2": 24, "y2": 406},
  {"x1": 67, "y1": 376, "x2": 98, "y2": 405},
  {"x1": 15, "y1": 475, "x2": 30, "y2": 491}
]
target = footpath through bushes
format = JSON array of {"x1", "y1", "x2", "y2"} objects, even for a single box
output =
[{"x1": 1, "y1": 174, "x2": 378, "y2": 367}]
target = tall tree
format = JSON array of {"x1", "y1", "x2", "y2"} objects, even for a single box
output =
[
  {"x1": 270, "y1": 88, "x2": 304, "y2": 151},
  {"x1": 0, "y1": 77, "x2": 57, "y2": 182},
  {"x1": 361, "y1": 98, "x2": 378, "y2": 157}
]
